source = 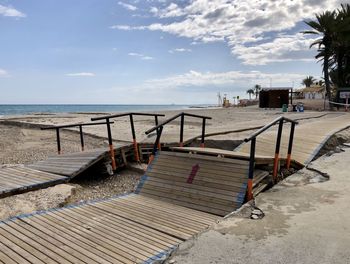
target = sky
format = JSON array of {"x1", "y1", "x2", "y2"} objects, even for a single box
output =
[{"x1": 0, "y1": 0, "x2": 346, "y2": 104}]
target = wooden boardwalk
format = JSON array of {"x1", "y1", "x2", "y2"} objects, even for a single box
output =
[
  {"x1": 0, "y1": 167, "x2": 67, "y2": 198},
  {"x1": 0, "y1": 194, "x2": 218, "y2": 263},
  {"x1": 28, "y1": 142, "x2": 133, "y2": 178},
  {"x1": 0, "y1": 142, "x2": 133, "y2": 199},
  {"x1": 236, "y1": 114, "x2": 350, "y2": 165},
  {"x1": 137, "y1": 151, "x2": 249, "y2": 216}
]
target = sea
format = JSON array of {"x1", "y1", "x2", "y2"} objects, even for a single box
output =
[{"x1": 0, "y1": 104, "x2": 194, "y2": 116}]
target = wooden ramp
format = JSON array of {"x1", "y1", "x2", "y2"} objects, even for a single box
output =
[
  {"x1": 0, "y1": 194, "x2": 218, "y2": 263},
  {"x1": 136, "y1": 151, "x2": 249, "y2": 216},
  {"x1": 236, "y1": 114, "x2": 350, "y2": 165},
  {"x1": 0, "y1": 166, "x2": 67, "y2": 198},
  {"x1": 28, "y1": 142, "x2": 133, "y2": 178}
]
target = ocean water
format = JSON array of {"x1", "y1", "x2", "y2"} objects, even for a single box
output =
[{"x1": 0, "y1": 104, "x2": 191, "y2": 116}]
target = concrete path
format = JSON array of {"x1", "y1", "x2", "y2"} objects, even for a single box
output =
[{"x1": 168, "y1": 147, "x2": 350, "y2": 264}]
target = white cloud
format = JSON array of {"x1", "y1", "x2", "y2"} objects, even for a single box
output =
[
  {"x1": 118, "y1": 1, "x2": 137, "y2": 11},
  {"x1": 128, "y1": 52, "x2": 154, "y2": 60},
  {"x1": 0, "y1": 4, "x2": 26, "y2": 18},
  {"x1": 140, "y1": 70, "x2": 305, "y2": 91},
  {"x1": 0, "y1": 69, "x2": 9, "y2": 77},
  {"x1": 168, "y1": 48, "x2": 192, "y2": 54},
  {"x1": 112, "y1": 0, "x2": 342, "y2": 65},
  {"x1": 66, "y1": 72, "x2": 96, "y2": 77}
]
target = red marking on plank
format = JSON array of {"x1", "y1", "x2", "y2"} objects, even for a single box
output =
[{"x1": 187, "y1": 164, "x2": 200, "y2": 184}]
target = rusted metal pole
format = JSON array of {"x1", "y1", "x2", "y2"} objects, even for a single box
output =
[
  {"x1": 247, "y1": 137, "x2": 256, "y2": 201},
  {"x1": 273, "y1": 119, "x2": 284, "y2": 182},
  {"x1": 179, "y1": 113, "x2": 184, "y2": 147},
  {"x1": 129, "y1": 114, "x2": 140, "y2": 162},
  {"x1": 106, "y1": 118, "x2": 117, "y2": 170},
  {"x1": 200, "y1": 118, "x2": 206, "y2": 148},
  {"x1": 56, "y1": 128, "x2": 61, "y2": 155},
  {"x1": 79, "y1": 125, "x2": 84, "y2": 152},
  {"x1": 286, "y1": 122, "x2": 295, "y2": 169}
]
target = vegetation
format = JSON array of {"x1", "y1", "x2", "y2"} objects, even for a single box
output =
[
  {"x1": 246, "y1": 88, "x2": 255, "y2": 99},
  {"x1": 301, "y1": 76, "x2": 316, "y2": 87},
  {"x1": 303, "y1": 3, "x2": 350, "y2": 104},
  {"x1": 254, "y1": 84, "x2": 261, "y2": 99}
]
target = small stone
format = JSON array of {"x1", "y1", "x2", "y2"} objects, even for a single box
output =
[
  {"x1": 252, "y1": 209, "x2": 263, "y2": 215},
  {"x1": 251, "y1": 214, "x2": 259, "y2": 220},
  {"x1": 169, "y1": 260, "x2": 176, "y2": 264}
]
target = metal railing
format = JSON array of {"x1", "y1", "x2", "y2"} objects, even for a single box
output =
[
  {"x1": 244, "y1": 116, "x2": 298, "y2": 201},
  {"x1": 145, "y1": 112, "x2": 212, "y2": 165},
  {"x1": 41, "y1": 121, "x2": 114, "y2": 154},
  {"x1": 145, "y1": 112, "x2": 212, "y2": 147},
  {"x1": 91, "y1": 112, "x2": 165, "y2": 169}
]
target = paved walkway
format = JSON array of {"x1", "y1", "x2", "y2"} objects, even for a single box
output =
[{"x1": 168, "y1": 147, "x2": 350, "y2": 264}]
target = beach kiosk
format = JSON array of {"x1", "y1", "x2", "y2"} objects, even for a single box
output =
[{"x1": 259, "y1": 87, "x2": 291, "y2": 108}]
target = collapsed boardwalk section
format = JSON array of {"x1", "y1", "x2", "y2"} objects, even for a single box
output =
[{"x1": 137, "y1": 151, "x2": 249, "y2": 216}]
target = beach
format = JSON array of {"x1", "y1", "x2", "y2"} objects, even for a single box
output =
[{"x1": 0, "y1": 105, "x2": 341, "y2": 220}]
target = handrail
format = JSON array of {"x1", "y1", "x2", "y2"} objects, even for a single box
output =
[
  {"x1": 145, "y1": 112, "x2": 212, "y2": 148},
  {"x1": 245, "y1": 116, "x2": 298, "y2": 201},
  {"x1": 90, "y1": 112, "x2": 166, "y2": 169},
  {"x1": 91, "y1": 112, "x2": 165, "y2": 121},
  {"x1": 145, "y1": 112, "x2": 212, "y2": 135},
  {"x1": 41, "y1": 121, "x2": 113, "y2": 130},
  {"x1": 244, "y1": 116, "x2": 298, "y2": 142},
  {"x1": 41, "y1": 121, "x2": 114, "y2": 155}
]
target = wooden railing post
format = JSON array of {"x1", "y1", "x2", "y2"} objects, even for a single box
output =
[
  {"x1": 79, "y1": 125, "x2": 85, "y2": 151},
  {"x1": 129, "y1": 114, "x2": 140, "y2": 162},
  {"x1": 286, "y1": 122, "x2": 296, "y2": 169},
  {"x1": 201, "y1": 118, "x2": 206, "y2": 148},
  {"x1": 247, "y1": 137, "x2": 256, "y2": 201},
  {"x1": 273, "y1": 119, "x2": 284, "y2": 182},
  {"x1": 106, "y1": 118, "x2": 117, "y2": 170},
  {"x1": 179, "y1": 113, "x2": 184, "y2": 147},
  {"x1": 56, "y1": 128, "x2": 61, "y2": 155}
]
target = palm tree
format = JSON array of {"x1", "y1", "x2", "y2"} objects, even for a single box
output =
[
  {"x1": 303, "y1": 11, "x2": 337, "y2": 107},
  {"x1": 253, "y1": 84, "x2": 261, "y2": 99},
  {"x1": 246, "y1": 89, "x2": 255, "y2": 100},
  {"x1": 301, "y1": 76, "x2": 316, "y2": 87}
]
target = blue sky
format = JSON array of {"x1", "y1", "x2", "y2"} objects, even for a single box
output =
[{"x1": 0, "y1": 0, "x2": 344, "y2": 104}]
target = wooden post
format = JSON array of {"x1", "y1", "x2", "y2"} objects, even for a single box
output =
[
  {"x1": 56, "y1": 128, "x2": 61, "y2": 155},
  {"x1": 200, "y1": 118, "x2": 206, "y2": 148},
  {"x1": 286, "y1": 122, "x2": 295, "y2": 169},
  {"x1": 247, "y1": 137, "x2": 256, "y2": 201},
  {"x1": 273, "y1": 119, "x2": 284, "y2": 182},
  {"x1": 129, "y1": 114, "x2": 140, "y2": 162},
  {"x1": 79, "y1": 125, "x2": 85, "y2": 151},
  {"x1": 179, "y1": 113, "x2": 184, "y2": 147},
  {"x1": 106, "y1": 119, "x2": 117, "y2": 170}
]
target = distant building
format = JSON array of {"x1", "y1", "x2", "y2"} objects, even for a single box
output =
[
  {"x1": 259, "y1": 87, "x2": 291, "y2": 108},
  {"x1": 298, "y1": 85, "x2": 325, "y2": 100}
]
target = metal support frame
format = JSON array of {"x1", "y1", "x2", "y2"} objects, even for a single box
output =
[
  {"x1": 286, "y1": 122, "x2": 296, "y2": 169},
  {"x1": 179, "y1": 114, "x2": 185, "y2": 147},
  {"x1": 55, "y1": 128, "x2": 61, "y2": 155},
  {"x1": 273, "y1": 119, "x2": 284, "y2": 182},
  {"x1": 244, "y1": 116, "x2": 298, "y2": 201},
  {"x1": 247, "y1": 137, "x2": 256, "y2": 201}
]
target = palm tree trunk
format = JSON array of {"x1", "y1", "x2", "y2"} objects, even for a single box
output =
[{"x1": 324, "y1": 51, "x2": 332, "y2": 110}]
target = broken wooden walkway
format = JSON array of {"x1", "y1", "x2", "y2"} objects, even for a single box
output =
[{"x1": 0, "y1": 142, "x2": 133, "y2": 199}]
